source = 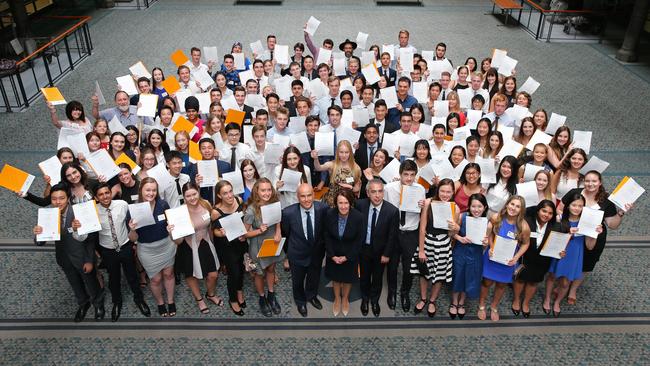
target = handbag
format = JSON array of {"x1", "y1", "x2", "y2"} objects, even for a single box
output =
[
  {"x1": 512, "y1": 261, "x2": 526, "y2": 281},
  {"x1": 243, "y1": 253, "x2": 257, "y2": 273}
]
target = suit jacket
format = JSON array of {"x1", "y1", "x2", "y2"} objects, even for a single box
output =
[
  {"x1": 303, "y1": 69, "x2": 318, "y2": 81},
  {"x1": 323, "y1": 207, "x2": 364, "y2": 261},
  {"x1": 360, "y1": 119, "x2": 399, "y2": 144},
  {"x1": 188, "y1": 160, "x2": 233, "y2": 205},
  {"x1": 284, "y1": 96, "x2": 298, "y2": 117},
  {"x1": 355, "y1": 199, "x2": 399, "y2": 257},
  {"x1": 354, "y1": 141, "x2": 382, "y2": 171},
  {"x1": 281, "y1": 201, "x2": 328, "y2": 267},
  {"x1": 377, "y1": 66, "x2": 398, "y2": 87},
  {"x1": 54, "y1": 207, "x2": 98, "y2": 270}
]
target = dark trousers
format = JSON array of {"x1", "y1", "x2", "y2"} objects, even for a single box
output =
[
  {"x1": 387, "y1": 229, "x2": 418, "y2": 296},
  {"x1": 59, "y1": 255, "x2": 104, "y2": 307},
  {"x1": 100, "y1": 242, "x2": 143, "y2": 304},
  {"x1": 222, "y1": 241, "x2": 246, "y2": 303},
  {"x1": 289, "y1": 245, "x2": 325, "y2": 306},
  {"x1": 359, "y1": 245, "x2": 385, "y2": 303}
]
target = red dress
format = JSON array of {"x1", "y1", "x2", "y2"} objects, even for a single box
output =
[{"x1": 454, "y1": 185, "x2": 471, "y2": 213}]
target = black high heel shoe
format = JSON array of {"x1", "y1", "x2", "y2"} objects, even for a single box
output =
[
  {"x1": 239, "y1": 300, "x2": 247, "y2": 309},
  {"x1": 157, "y1": 304, "x2": 168, "y2": 318},
  {"x1": 413, "y1": 299, "x2": 426, "y2": 315},
  {"x1": 230, "y1": 302, "x2": 244, "y2": 316},
  {"x1": 511, "y1": 306, "x2": 521, "y2": 316},
  {"x1": 167, "y1": 303, "x2": 176, "y2": 317},
  {"x1": 427, "y1": 301, "x2": 437, "y2": 318},
  {"x1": 448, "y1": 304, "x2": 458, "y2": 319},
  {"x1": 542, "y1": 305, "x2": 551, "y2": 315},
  {"x1": 457, "y1": 304, "x2": 466, "y2": 320}
]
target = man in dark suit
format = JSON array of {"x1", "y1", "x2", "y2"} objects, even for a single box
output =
[
  {"x1": 188, "y1": 137, "x2": 233, "y2": 205},
  {"x1": 377, "y1": 52, "x2": 398, "y2": 87},
  {"x1": 365, "y1": 100, "x2": 399, "y2": 145},
  {"x1": 283, "y1": 80, "x2": 305, "y2": 117},
  {"x1": 33, "y1": 184, "x2": 105, "y2": 322},
  {"x1": 233, "y1": 86, "x2": 255, "y2": 124},
  {"x1": 281, "y1": 183, "x2": 329, "y2": 317},
  {"x1": 356, "y1": 179, "x2": 399, "y2": 316},
  {"x1": 355, "y1": 124, "x2": 381, "y2": 171}
]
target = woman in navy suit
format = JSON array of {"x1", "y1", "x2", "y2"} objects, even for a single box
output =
[{"x1": 324, "y1": 189, "x2": 364, "y2": 317}]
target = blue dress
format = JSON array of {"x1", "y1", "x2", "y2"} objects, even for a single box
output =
[
  {"x1": 549, "y1": 221, "x2": 583, "y2": 281},
  {"x1": 482, "y1": 218, "x2": 518, "y2": 283},
  {"x1": 452, "y1": 214, "x2": 484, "y2": 298}
]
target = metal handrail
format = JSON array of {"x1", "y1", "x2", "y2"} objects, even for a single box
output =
[{"x1": 16, "y1": 15, "x2": 91, "y2": 66}]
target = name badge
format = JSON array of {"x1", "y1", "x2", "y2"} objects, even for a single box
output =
[
  {"x1": 131, "y1": 195, "x2": 139, "y2": 201},
  {"x1": 157, "y1": 214, "x2": 166, "y2": 222},
  {"x1": 530, "y1": 232, "x2": 538, "y2": 239},
  {"x1": 182, "y1": 162, "x2": 186, "y2": 167},
  {"x1": 67, "y1": 227, "x2": 74, "y2": 233},
  {"x1": 345, "y1": 177, "x2": 354, "y2": 184},
  {"x1": 202, "y1": 213, "x2": 210, "y2": 221}
]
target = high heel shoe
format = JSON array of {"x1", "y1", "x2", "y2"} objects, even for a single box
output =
[
  {"x1": 157, "y1": 304, "x2": 168, "y2": 318},
  {"x1": 195, "y1": 298, "x2": 210, "y2": 314},
  {"x1": 427, "y1": 301, "x2": 436, "y2": 318},
  {"x1": 511, "y1": 306, "x2": 521, "y2": 316},
  {"x1": 413, "y1": 299, "x2": 426, "y2": 315},
  {"x1": 229, "y1": 302, "x2": 244, "y2": 316},
  {"x1": 448, "y1": 304, "x2": 457, "y2": 319},
  {"x1": 542, "y1": 305, "x2": 551, "y2": 315},
  {"x1": 167, "y1": 303, "x2": 176, "y2": 317},
  {"x1": 239, "y1": 300, "x2": 247, "y2": 309},
  {"x1": 553, "y1": 309, "x2": 561, "y2": 318},
  {"x1": 457, "y1": 304, "x2": 466, "y2": 320}
]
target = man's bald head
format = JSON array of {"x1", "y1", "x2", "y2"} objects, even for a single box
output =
[{"x1": 297, "y1": 183, "x2": 314, "y2": 210}]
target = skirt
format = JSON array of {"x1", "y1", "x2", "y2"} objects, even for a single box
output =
[
  {"x1": 482, "y1": 248, "x2": 517, "y2": 284},
  {"x1": 451, "y1": 243, "x2": 483, "y2": 298},
  {"x1": 137, "y1": 237, "x2": 177, "y2": 278},
  {"x1": 409, "y1": 232, "x2": 452, "y2": 283},
  {"x1": 176, "y1": 239, "x2": 219, "y2": 279}
]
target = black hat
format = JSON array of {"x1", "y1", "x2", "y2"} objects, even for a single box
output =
[
  {"x1": 184, "y1": 96, "x2": 199, "y2": 112},
  {"x1": 339, "y1": 39, "x2": 358, "y2": 51}
]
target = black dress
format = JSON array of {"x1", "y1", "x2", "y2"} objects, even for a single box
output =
[
  {"x1": 517, "y1": 212, "x2": 556, "y2": 283},
  {"x1": 323, "y1": 208, "x2": 364, "y2": 283},
  {"x1": 212, "y1": 199, "x2": 247, "y2": 302}
]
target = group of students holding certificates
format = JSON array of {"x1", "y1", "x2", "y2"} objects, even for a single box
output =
[{"x1": 1, "y1": 20, "x2": 645, "y2": 322}]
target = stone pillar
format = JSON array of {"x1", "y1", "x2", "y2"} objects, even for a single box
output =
[
  {"x1": 7, "y1": 0, "x2": 29, "y2": 38},
  {"x1": 616, "y1": 0, "x2": 650, "y2": 62}
]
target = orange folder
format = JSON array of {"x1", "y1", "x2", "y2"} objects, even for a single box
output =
[
  {"x1": 417, "y1": 177, "x2": 431, "y2": 190},
  {"x1": 0, "y1": 164, "x2": 34, "y2": 193},
  {"x1": 257, "y1": 238, "x2": 285, "y2": 258},
  {"x1": 41, "y1": 87, "x2": 66, "y2": 105},
  {"x1": 313, "y1": 187, "x2": 329, "y2": 201},
  {"x1": 225, "y1": 109, "x2": 246, "y2": 126},
  {"x1": 188, "y1": 141, "x2": 202, "y2": 163},
  {"x1": 161, "y1": 76, "x2": 181, "y2": 95},
  {"x1": 170, "y1": 49, "x2": 189, "y2": 67},
  {"x1": 171, "y1": 116, "x2": 195, "y2": 135},
  {"x1": 611, "y1": 176, "x2": 630, "y2": 195},
  {"x1": 114, "y1": 153, "x2": 141, "y2": 174}
]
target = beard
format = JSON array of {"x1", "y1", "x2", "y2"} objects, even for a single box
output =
[{"x1": 118, "y1": 104, "x2": 130, "y2": 112}]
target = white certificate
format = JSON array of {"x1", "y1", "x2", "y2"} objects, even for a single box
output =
[
  {"x1": 202, "y1": 46, "x2": 218, "y2": 63},
  {"x1": 477, "y1": 157, "x2": 497, "y2": 184},
  {"x1": 274, "y1": 77, "x2": 292, "y2": 100},
  {"x1": 431, "y1": 156, "x2": 455, "y2": 180},
  {"x1": 261, "y1": 201, "x2": 282, "y2": 225},
  {"x1": 457, "y1": 88, "x2": 474, "y2": 110},
  {"x1": 86, "y1": 149, "x2": 121, "y2": 180},
  {"x1": 526, "y1": 129, "x2": 552, "y2": 150},
  {"x1": 431, "y1": 201, "x2": 454, "y2": 229},
  {"x1": 577, "y1": 206, "x2": 604, "y2": 238},
  {"x1": 497, "y1": 125, "x2": 515, "y2": 142},
  {"x1": 466, "y1": 216, "x2": 488, "y2": 245},
  {"x1": 341, "y1": 109, "x2": 354, "y2": 128},
  {"x1": 238, "y1": 69, "x2": 255, "y2": 85},
  {"x1": 72, "y1": 201, "x2": 102, "y2": 235},
  {"x1": 250, "y1": 40, "x2": 264, "y2": 55},
  {"x1": 399, "y1": 50, "x2": 414, "y2": 73},
  {"x1": 137, "y1": 94, "x2": 158, "y2": 118},
  {"x1": 523, "y1": 164, "x2": 545, "y2": 182},
  {"x1": 572, "y1": 130, "x2": 592, "y2": 154},
  {"x1": 356, "y1": 32, "x2": 369, "y2": 50},
  {"x1": 579, "y1": 156, "x2": 609, "y2": 175},
  {"x1": 273, "y1": 133, "x2": 291, "y2": 149},
  {"x1": 539, "y1": 231, "x2": 571, "y2": 259},
  {"x1": 433, "y1": 100, "x2": 449, "y2": 118},
  {"x1": 353, "y1": 108, "x2": 370, "y2": 127},
  {"x1": 380, "y1": 132, "x2": 399, "y2": 155},
  {"x1": 195, "y1": 92, "x2": 211, "y2": 114},
  {"x1": 379, "y1": 86, "x2": 398, "y2": 108},
  {"x1": 233, "y1": 53, "x2": 246, "y2": 70},
  {"x1": 400, "y1": 185, "x2": 425, "y2": 213},
  {"x1": 116, "y1": 75, "x2": 138, "y2": 96},
  {"x1": 417, "y1": 163, "x2": 435, "y2": 186},
  {"x1": 608, "y1": 176, "x2": 645, "y2": 212},
  {"x1": 274, "y1": 45, "x2": 290, "y2": 65},
  {"x1": 490, "y1": 236, "x2": 517, "y2": 265},
  {"x1": 338, "y1": 127, "x2": 361, "y2": 146},
  {"x1": 37, "y1": 207, "x2": 60, "y2": 241},
  {"x1": 333, "y1": 58, "x2": 347, "y2": 77},
  {"x1": 146, "y1": 163, "x2": 175, "y2": 192},
  {"x1": 399, "y1": 133, "x2": 417, "y2": 157},
  {"x1": 518, "y1": 76, "x2": 540, "y2": 95},
  {"x1": 279, "y1": 169, "x2": 303, "y2": 192},
  {"x1": 192, "y1": 69, "x2": 215, "y2": 90},
  {"x1": 66, "y1": 130, "x2": 90, "y2": 157},
  {"x1": 545, "y1": 113, "x2": 566, "y2": 136},
  {"x1": 379, "y1": 159, "x2": 400, "y2": 183},
  {"x1": 491, "y1": 49, "x2": 507, "y2": 69},
  {"x1": 516, "y1": 181, "x2": 539, "y2": 207},
  {"x1": 221, "y1": 171, "x2": 244, "y2": 195},
  {"x1": 197, "y1": 159, "x2": 219, "y2": 188},
  {"x1": 95, "y1": 80, "x2": 106, "y2": 105},
  {"x1": 466, "y1": 109, "x2": 483, "y2": 129},
  {"x1": 381, "y1": 44, "x2": 394, "y2": 60},
  {"x1": 264, "y1": 143, "x2": 285, "y2": 165},
  {"x1": 305, "y1": 16, "x2": 321, "y2": 36},
  {"x1": 361, "y1": 64, "x2": 380, "y2": 85},
  {"x1": 316, "y1": 48, "x2": 332, "y2": 65},
  {"x1": 499, "y1": 139, "x2": 523, "y2": 159},
  {"x1": 129, "y1": 61, "x2": 151, "y2": 78},
  {"x1": 219, "y1": 211, "x2": 247, "y2": 241},
  {"x1": 165, "y1": 205, "x2": 195, "y2": 240},
  {"x1": 289, "y1": 116, "x2": 306, "y2": 133},
  {"x1": 38, "y1": 155, "x2": 62, "y2": 185},
  {"x1": 412, "y1": 81, "x2": 428, "y2": 104},
  {"x1": 220, "y1": 95, "x2": 239, "y2": 113},
  {"x1": 290, "y1": 132, "x2": 311, "y2": 154},
  {"x1": 128, "y1": 202, "x2": 156, "y2": 229},
  {"x1": 498, "y1": 55, "x2": 518, "y2": 77},
  {"x1": 108, "y1": 115, "x2": 129, "y2": 135},
  {"x1": 314, "y1": 132, "x2": 335, "y2": 156},
  {"x1": 360, "y1": 51, "x2": 375, "y2": 66}
]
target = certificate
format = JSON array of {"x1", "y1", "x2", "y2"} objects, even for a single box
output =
[
  {"x1": 250, "y1": 40, "x2": 264, "y2": 55},
  {"x1": 38, "y1": 156, "x2": 62, "y2": 185},
  {"x1": 379, "y1": 87, "x2": 398, "y2": 108},
  {"x1": 137, "y1": 94, "x2": 158, "y2": 118},
  {"x1": 516, "y1": 181, "x2": 539, "y2": 207},
  {"x1": 197, "y1": 160, "x2": 219, "y2": 188},
  {"x1": 258, "y1": 238, "x2": 286, "y2": 258},
  {"x1": 202, "y1": 46, "x2": 218, "y2": 63},
  {"x1": 289, "y1": 132, "x2": 311, "y2": 155},
  {"x1": 608, "y1": 176, "x2": 645, "y2": 212},
  {"x1": 233, "y1": 53, "x2": 246, "y2": 70},
  {"x1": 116, "y1": 75, "x2": 138, "y2": 96},
  {"x1": 95, "y1": 81, "x2": 106, "y2": 105},
  {"x1": 416, "y1": 163, "x2": 435, "y2": 189},
  {"x1": 72, "y1": 201, "x2": 102, "y2": 235},
  {"x1": 498, "y1": 55, "x2": 518, "y2": 77},
  {"x1": 433, "y1": 100, "x2": 449, "y2": 118},
  {"x1": 360, "y1": 51, "x2": 375, "y2": 66},
  {"x1": 261, "y1": 201, "x2": 282, "y2": 225},
  {"x1": 338, "y1": 127, "x2": 361, "y2": 146},
  {"x1": 273, "y1": 133, "x2": 291, "y2": 149},
  {"x1": 412, "y1": 81, "x2": 428, "y2": 104},
  {"x1": 192, "y1": 69, "x2": 215, "y2": 90},
  {"x1": 379, "y1": 159, "x2": 400, "y2": 183},
  {"x1": 381, "y1": 44, "x2": 394, "y2": 60},
  {"x1": 490, "y1": 236, "x2": 517, "y2": 265},
  {"x1": 333, "y1": 58, "x2": 347, "y2": 77},
  {"x1": 525, "y1": 129, "x2": 552, "y2": 150},
  {"x1": 108, "y1": 115, "x2": 129, "y2": 135},
  {"x1": 572, "y1": 130, "x2": 592, "y2": 154},
  {"x1": 361, "y1": 63, "x2": 380, "y2": 85},
  {"x1": 465, "y1": 216, "x2": 488, "y2": 245},
  {"x1": 466, "y1": 110, "x2": 483, "y2": 129},
  {"x1": 86, "y1": 149, "x2": 121, "y2": 181},
  {"x1": 491, "y1": 49, "x2": 507, "y2": 69},
  {"x1": 539, "y1": 231, "x2": 571, "y2": 259},
  {"x1": 238, "y1": 69, "x2": 255, "y2": 85},
  {"x1": 314, "y1": 132, "x2": 335, "y2": 156},
  {"x1": 165, "y1": 205, "x2": 195, "y2": 240},
  {"x1": 66, "y1": 130, "x2": 91, "y2": 157},
  {"x1": 399, "y1": 50, "x2": 414, "y2": 72},
  {"x1": 264, "y1": 143, "x2": 285, "y2": 165},
  {"x1": 0, "y1": 164, "x2": 34, "y2": 194},
  {"x1": 498, "y1": 139, "x2": 523, "y2": 159},
  {"x1": 579, "y1": 156, "x2": 609, "y2": 175},
  {"x1": 316, "y1": 48, "x2": 332, "y2": 65},
  {"x1": 128, "y1": 202, "x2": 156, "y2": 229},
  {"x1": 129, "y1": 61, "x2": 151, "y2": 78},
  {"x1": 545, "y1": 113, "x2": 566, "y2": 136},
  {"x1": 304, "y1": 16, "x2": 321, "y2": 36},
  {"x1": 476, "y1": 157, "x2": 497, "y2": 184},
  {"x1": 273, "y1": 45, "x2": 290, "y2": 65},
  {"x1": 356, "y1": 32, "x2": 369, "y2": 50},
  {"x1": 431, "y1": 156, "x2": 455, "y2": 180},
  {"x1": 518, "y1": 76, "x2": 540, "y2": 95},
  {"x1": 523, "y1": 164, "x2": 544, "y2": 182},
  {"x1": 37, "y1": 207, "x2": 60, "y2": 241},
  {"x1": 353, "y1": 108, "x2": 370, "y2": 128},
  {"x1": 380, "y1": 132, "x2": 399, "y2": 155},
  {"x1": 279, "y1": 168, "x2": 303, "y2": 192},
  {"x1": 457, "y1": 88, "x2": 474, "y2": 110},
  {"x1": 195, "y1": 92, "x2": 211, "y2": 114},
  {"x1": 577, "y1": 206, "x2": 604, "y2": 238},
  {"x1": 431, "y1": 201, "x2": 455, "y2": 230},
  {"x1": 400, "y1": 185, "x2": 425, "y2": 213},
  {"x1": 398, "y1": 133, "x2": 418, "y2": 157},
  {"x1": 289, "y1": 116, "x2": 306, "y2": 133},
  {"x1": 146, "y1": 163, "x2": 175, "y2": 192},
  {"x1": 219, "y1": 211, "x2": 247, "y2": 241},
  {"x1": 222, "y1": 171, "x2": 244, "y2": 195}
]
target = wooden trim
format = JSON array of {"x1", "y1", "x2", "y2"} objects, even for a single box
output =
[{"x1": 15, "y1": 15, "x2": 91, "y2": 66}]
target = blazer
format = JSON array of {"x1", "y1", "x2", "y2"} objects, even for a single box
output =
[
  {"x1": 242, "y1": 104, "x2": 254, "y2": 124},
  {"x1": 323, "y1": 207, "x2": 364, "y2": 260},
  {"x1": 355, "y1": 198, "x2": 399, "y2": 257},
  {"x1": 188, "y1": 160, "x2": 233, "y2": 205},
  {"x1": 281, "y1": 201, "x2": 329, "y2": 267},
  {"x1": 377, "y1": 66, "x2": 398, "y2": 87},
  {"x1": 354, "y1": 140, "x2": 382, "y2": 171},
  {"x1": 54, "y1": 207, "x2": 98, "y2": 270},
  {"x1": 361, "y1": 119, "x2": 399, "y2": 144}
]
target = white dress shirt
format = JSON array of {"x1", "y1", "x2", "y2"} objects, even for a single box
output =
[
  {"x1": 315, "y1": 94, "x2": 341, "y2": 124},
  {"x1": 384, "y1": 181, "x2": 425, "y2": 231},
  {"x1": 219, "y1": 142, "x2": 253, "y2": 170},
  {"x1": 97, "y1": 200, "x2": 130, "y2": 250},
  {"x1": 163, "y1": 173, "x2": 190, "y2": 208},
  {"x1": 300, "y1": 205, "x2": 316, "y2": 241}
]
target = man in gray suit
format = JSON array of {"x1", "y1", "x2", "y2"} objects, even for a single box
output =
[
  {"x1": 33, "y1": 184, "x2": 105, "y2": 322},
  {"x1": 281, "y1": 183, "x2": 328, "y2": 317}
]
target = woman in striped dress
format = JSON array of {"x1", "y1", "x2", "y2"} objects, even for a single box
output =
[{"x1": 410, "y1": 178, "x2": 460, "y2": 317}]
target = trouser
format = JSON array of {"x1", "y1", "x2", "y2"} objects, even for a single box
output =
[
  {"x1": 222, "y1": 241, "x2": 246, "y2": 303},
  {"x1": 359, "y1": 245, "x2": 385, "y2": 302},
  {"x1": 100, "y1": 242, "x2": 143, "y2": 304},
  {"x1": 289, "y1": 245, "x2": 325, "y2": 306},
  {"x1": 59, "y1": 255, "x2": 104, "y2": 307},
  {"x1": 387, "y1": 229, "x2": 419, "y2": 296}
]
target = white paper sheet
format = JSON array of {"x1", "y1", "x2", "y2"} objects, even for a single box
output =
[
  {"x1": 193, "y1": 69, "x2": 215, "y2": 90},
  {"x1": 518, "y1": 76, "x2": 540, "y2": 95},
  {"x1": 289, "y1": 116, "x2": 306, "y2": 133},
  {"x1": 490, "y1": 49, "x2": 508, "y2": 69},
  {"x1": 264, "y1": 143, "x2": 285, "y2": 165},
  {"x1": 116, "y1": 75, "x2": 138, "y2": 96},
  {"x1": 523, "y1": 163, "x2": 545, "y2": 182},
  {"x1": 361, "y1": 64, "x2": 380, "y2": 85},
  {"x1": 72, "y1": 201, "x2": 102, "y2": 235},
  {"x1": 197, "y1": 160, "x2": 218, "y2": 188},
  {"x1": 146, "y1": 163, "x2": 175, "y2": 192},
  {"x1": 516, "y1": 181, "x2": 539, "y2": 207},
  {"x1": 360, "y1": 51, "x2": 375, "y2": 66},
  {"x1": 316, "y1": 48, "x2": 332, "y2": 65},
  {"x1": 379, "y1": 158, "x2": 400, "y2": 183},
  {"x1": 356, "y1": 32, "x2": 369, "y2": 50},
  {"x1": 66, "y1": 131, "x2": 91, "y2": 158},
  {"x1": 579, "y1": 156, "x2": 609, "y2": 175},
  {"x1": 572, "y1": 130, "x2": 592, "y2": 154},
  {"x1": 466, "y1": 109, "x2": 483, "y2": 129},
  {"x1": 261, "y1": 201, "x2": 282, "y2": 225},
  {"x1": 412, "y1": 81, "x2": 428, "y2": 103},
  {"x1": 195, "y1": 92, "x2": 211, "y2": 114},
  {"x1": 203, "y1": 46, "x2": 218, "y2": 63},
  {"x1": 333, "y1": 58, "x2": 347, "y2": 77},
  {"x1": 129, "y1": 61, "x2": 151, "y2": 79},
  {"x1": 379, "y1": 86, "x2": 398, "y2": 108},
  {"x1": 166, "y1": 205, "x2": 195, "y2": 240},
  {"x1": 499, "y1": 139, "x2": 524, "y2": 159},
  {"x1": 353, "y1": 108, "x2": 370, "y2": 128},
  {"x1": 314, "y1": 132, "x2": 335, "y2": 156},
  {"x1": 279, "y1": 169, "x2": 303, "y2": 192},
  {"x1": 526, "y1": 129, "x2": 552, "y2": 150},
  {"x1": 477, "y1": 157, "x2": 497, "y2": 184},
  {"x1": 608, "y1": 177, "x2": 645, "y2": 212},
  {"x1": 433, "y1": 100, "x2": 449, "y2": 118},
  {"x1": 457, "y1": 88, "x2": 474, "y2": 110},
  {"x1": 305, "y1": 16, "x2": 321, "y2": 36},
  {"x1": 431, "y1": 201, "x2": 454, "y2": 229},
  {"x1": 539, "y1": 231, "x2": 571, "y2": 259},
  {"x1": 37, "y1": 207, "x2": 60, "y2": 241},
  {"x1": 220, "y1": 95, "x2": 239, "y2": 113},
  {"x1": 137, "y1": 94, "x2": 158, "y2": 118},
  {"x1": 128, "y1": 202, "x2": 156, "y2": 229},
  {"x1": 250, "y1": 40, "x2": 265, "y2": 55},
  {"x1": 431, "y1": 156, "x2": 455, "y2": 180},
  {"x1": 380, "y1": 132, "x2": 399, "y2": 155},
  {"x1": 290, "y1": 132, "x2": 311, "y2": 154},
  {"x1": 399, "y1": 50, "x2": 414, "y2": 73},
  {"x1": 466, "y1": 216, "x2": 488, "y2": 245},
  {"x1": 38, "y1": 155, "x2": 62, "y2": 185},
  {"x1": 498, "y1": 55, "x2": 518, "y2": 77},
  {"x1": 273, "y1": 45, "x2": 290, "y2": 65},
  {"x1": 490, "y1": 236, "x2": 517, "y2": 265},
  {"x1": 400, "y1": 185, "x2": 425, "y2": 213},
  {"x1": 577, "y1": 206, "x2": 604, "y2": 238},
  {"x1": 86, "y1": 149, "x2": 121, "y2": 181},
  {"x1": 95, "y1": 80, "x2": 106, "y2": 105},
  {"x1": 338, "y1": 126, "x2": 361, "y2": 146},
  {"x1": 221, "y1": 171, "x2": 244, "y2": 195},
  {"x1": 381, "y1": 44, "x2": 394, "y2": 60},
  {"x1": 545, "y1": 113, "x2": 566, "y2": 136},
  {"x1": 233, "y1": 53, "x2": 246, "y2": 70},
  {"x1": 219, "y1": 211, "x2": 247, "y2": 241}
]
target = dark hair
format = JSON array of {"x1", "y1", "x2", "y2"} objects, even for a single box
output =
[
  {"x1": 448, "y1": 145, "x2": 467, "y2": 166},
  {"x1": 535, "y1": 199, "x2": 557, "y2": 223},
  {"x1": 327, "y1": 105, "x2": 343, "y2": 116},
  {"x1": 340, "y1": 90, "x2": 353, "y2": 101},
  {"x1": 364, "y1": 123, "x2": 379, "y2": 135},
  {"x1": 467, "y1": 193, "x2": 489, "y2": 217},
  {"x1": 471, "y1": 94, "x2": 485, "y2": 105},
  {"x1": 412, "y1": 139, "x2": 431, "y2": 161},
  {"x1": 151, "y1": 67, "x2": 165, "y2": 86},
  {"x1": 335, "y1": 189, "x2": 356, "y2": 209},
  {"x1": 240, "y1": 159, "x2": 260, "y2": 182},
  {"x1": 291, "y1": 79, "x2": 304, "y2": 89},
  {"x1": 281, "y1": 146, "x2": 308, "y2": 183},
  {"x1": 125, "y1": 125, "x2": 140, "y2": 146},
  {"x1": 459, "y1": 163, "x2": 481, "y2": 186},
  {"x1": 305, "y1": 115, "x2": 320, "y2": 126},
  {"x1": 433, "y1": 178, "x2": 455, "y2": 201},
  {"x1": 198, "y1": 137, "x2": 215, "y2": 148},
  {"x1": 166, "y1": 150, "x2": 183, "y2": 163},
  {"x1": 399, "y1": 159, "x2": 418, "y2": 174},
  {"x1": 49, "y1": 183, "x2": 70, "y2": 199},
  {"x1": 60, "y1": 162, "x2": 88, "y2": 188},
  {"x1": 92, "y1": 182, "x2": 112, "y2": 197},
  {"x1": 560, "y1": 192, "x2": 586, "y2": 231},
  {"x1": 495, "y1": 155, "x2": 519, "y2": 194},
  {"x1": 482, "y1": 68, "x2": 500, "y2": 97},
  {"x1": 433, "y1": 123, "x2": 446, "y2": 133},
  {"x1": 56, "y1": 147, "x2": 78, "y2": 164},
  {"x1": 397, "y1": 76, "x2": 411, "y2": 86},
  {"x1": 160, "y1": 96, "x2": 176, "y2": 110},
  {"x1": 464, "y1": 57, "x2": 478, "y2": 72},
  {"x1": 147, "y1": 129, "x2": 171, "y2": 155},
  {"x1": 374, "y1": 100, "x2": 387, "y2": 109},
  {"x1": 65, "y1": 101, "x2": 85, "y2": 121},
  {"x1": 410, "y1": 103, "x2": 425, "y2": 124},
  {"x1": 225, "y1": 123, "x2": 241, "y2": 133}
]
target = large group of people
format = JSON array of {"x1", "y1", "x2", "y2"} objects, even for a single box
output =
[{"x1": 24, "y1": 25, "x2": 636, "y2": 323}]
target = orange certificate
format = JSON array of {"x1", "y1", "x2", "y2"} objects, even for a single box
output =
[
  {"x1": 114, "y1": 153, "x2": 141, "y2": 175},
  {"x1": 170, "y1": 49, "x2": 189, "y2": 67},
  {"x1": 225, "y1": 109, "x2": 246, "y2": 126},
  {"x1": 161, "y1": 76, "x2": 181, "y2": 95},
  {"x1": 171, "y1": 116, "x2": 197, "y2": 137},
  {"x1": 41, "y1": 87, "x2": 66, "y2": 105},
  {"x1": 0, "y1": 164, "x2": 35, "y2": 193},
  {"x1": 188, "y1": 141, "x2": 202, "y2": 163},
  {"x1": 257, "y1": 238, "x2": 286, "y2": 258}
]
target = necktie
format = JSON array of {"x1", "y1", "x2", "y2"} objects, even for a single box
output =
[
  {"x1": 493, "y1": 116, "x2": 500, "y2": 131},
  {"x1": 442, "y1": 90, "x2": 446, "y2": 100},
  {"x1": 230, "y1": 147, "x2": 237, "y2": 170},
  {"x1": 330, "y1": 97, "x2": 335, "y2": 107},
  {"x1": 306, "y1": 210, "x2": 314, "y2": 242},
  {"x1": 256, "y1": 78, "x2": 261, "y2": 93},
  {"x1": 369, "y1": 207, "x2": 378, "y2": 245},
  {"x1": 163, "y1": 127, "x2": 168, "y2": 142},
  {"x1": 368, "y1": 145, "x2": 375, "y2": 166},
  {"x1": 399, "y1": 186, "x2": 406, "y2": 226},
  {"x1": 105, "y1": 207, "x2": 120, "y2": 252},
  {"x1": 333, "y1": 128, "x2": 337, "y2": 152},
  {"x1": 175, "y1": 178, "x2": 184, "y2": 205}
]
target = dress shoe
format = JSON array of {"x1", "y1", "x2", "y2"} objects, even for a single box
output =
[
  {"x1": 94, "y1": 303, "x2": 106, "y2": 321},
  {"x1": 309, "y1": 297, "x2": 323, "y2": 310},
  {"x1": 111, "y1": 303, "x2": 122, "y2": 322},
  {"x1": 387, "y1": 293, "x2": 396, "y2": 310},
  {"x1": 135, "y1": 299, "x2": 151, "y2": 317},
  {"x1": 259, "y1": 296, "x2": 272, "y2": 317},
  {"x1": 267, "y1": 292, "x2": 281, "y2": 315},
  {"x1": 401, "y1": 293, "x2": 411, "y2": 312},
  {"x1": 360, "y1": 299, "x2": 369, "y2": 316},
  {"x1": 297, "y1": 304, "x2": 308, "y2": 317},
  {"x1": 74, "y1": 302, "x2": 91, "y2": 322},
  {"x1": 371, "y1": 302, "x2": 381, "y2": 317}
]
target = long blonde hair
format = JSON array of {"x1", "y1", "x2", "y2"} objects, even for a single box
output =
[
  {"x1": 491, "y1": 195, "x2": 527, "y2": 241},
  {"x1": 332, "y1": 140, "x2": 361, "y2": 182},
  {"x1": 535, "y1": 170, "x2": 553, "y2": 201},
  {"x1": 246, "y1": 178, "x2": 279, "y2": 218}
]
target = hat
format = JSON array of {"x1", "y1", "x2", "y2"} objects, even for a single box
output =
[
  {"x1": 339, "y1": 39, "x2": 358, "y2": 51},
  {"x1": 184, "y1": 96, "x2": 199, "y2": 112}
]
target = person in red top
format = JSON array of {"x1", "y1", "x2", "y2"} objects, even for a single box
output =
[{"x1": 184, "y1": 96, "x2": 205, "y2": 143}]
